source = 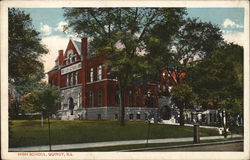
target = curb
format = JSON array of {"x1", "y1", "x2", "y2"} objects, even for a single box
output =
[{"x1": 118, "y1": 140, "x2": 243, "y2": 152}]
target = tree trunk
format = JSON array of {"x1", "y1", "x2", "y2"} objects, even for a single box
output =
[
  {"x1": 179, "y1": 106, "x2": 184, "y2": 126},
  {"x1": 119, "y1": 80, "x2": 125, "y2": 126},
  {"x1": 119, "y1": 73, "x2": 128, "y2": 126}
]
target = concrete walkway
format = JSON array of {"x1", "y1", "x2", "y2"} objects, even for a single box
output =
[{"x1": 9, "y1": 135, "x2": 242, "y2": 152}]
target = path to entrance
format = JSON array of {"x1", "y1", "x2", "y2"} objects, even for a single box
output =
[{"x1": 9, "y1": 135, "x2": 242, "y2": 152}]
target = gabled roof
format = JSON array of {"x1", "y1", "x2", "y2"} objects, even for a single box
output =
[{"x1": 70, "y1": 38, "x2": 82, "y2": 55}]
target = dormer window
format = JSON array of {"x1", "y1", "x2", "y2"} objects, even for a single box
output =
[
  {"x1": 69, "y1": 53, "x2": 73, "y2": 63},
  {"x1": 66, "y1": 49, "x2": 76, "y2": 65}
]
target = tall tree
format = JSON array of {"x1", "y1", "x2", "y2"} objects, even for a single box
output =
[
  {"x1": 21, "y1": 83, "x2": 61, "y2": 118},
  {"x1": 171, "y1": 83, "x2": 197, "y2": 125},
  {"x1": 64, "y1": 8, "x2": 186, "y2": 126},
  {"x1": 8, "y1": 8, "x2": 48, "y2": 116},
  {"x1": 188, "y1": 43, "x2": 243, "y2": 128},
  {"x1": 145, "y1": 18, "x2": 224, "y2": 125},
  {"x1": 9, "y1": 8, "x2": 48, "y2": 94}
]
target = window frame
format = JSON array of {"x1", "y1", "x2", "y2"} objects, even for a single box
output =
[
  {"x1": 89, "y1": 90, "x2": 94, "y2": 107},
  {"x1": 97, "y1": 65, "x2": 102, "y2": 81},
  {"x1": 90, "y1": 67, "x2": 94, "y2": 82},
  {"x1": 97, "y1": 89, "x2": 103, "y2": 107}
]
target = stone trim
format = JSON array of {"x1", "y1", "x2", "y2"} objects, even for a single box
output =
[{"x1": 86, "y1": 78, "x2": 118, "y2": 84}]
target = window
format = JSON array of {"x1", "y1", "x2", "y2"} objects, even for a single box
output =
[
  {"x1": 210, "y1": 113, "x2": 213, "y2": 123},
  {"x1": 144, "y1": 113, "x2": 148, "y2": 120},
  {"x1": 97, "y1": 65, "x2": 102, "y2": 80},
  {"x1": 129, "y1": 114, "x2": 133, "y2": 120},
  {"x1": 75, "y1": 71, "x2": 78, "y2": 84},
  {"x1": 162, "y1": 85, "x2": 166, "y2": 92},
  {"x1": 66, "y1": 74, "x2": 69, "y2": 86},
  {"x1": 70, "y1": 73, "x2": 73, "y2": 86},
  {"x1": 115, "y1": 114, "x2": 118, "y2": 119},
  {"x1": 54, "y1": 77, "x2": 58, "y2": 86},
  {"x1": 115, "y1": 90, "x2": 120, "y2": 106},
  {"x1": 136, "y1": 91, "x2": 140, "y2": 106},
  {"x1": 129, "y1": 90, "x2": 133, "y2": 106},
  {"x1": 162, "y1": 72, "x2": 166, "y2": 79},
  {"x1": 69, "y1": 53, "x2": 73, "y2": 63},
  {"x1": 72, "y1": 72, "x2": 75, "y2": 85},
  {"x1": 136, "y1": 113, "x2": 141, "y2": 120},
  {"x1": 202, "y1": 114, "x2": 206, "y2": 122},
  {"x1": 98, "y1": 89, "x2": 103, "y2": 107},
  {"x1": 98, "y1": 114, "x2": 101, "y2": 120},
  {"x1": 67, "y1": 50, "x2": 75, "y2": 64},
  {"x1": 157, "y1": 84, "x2": 161, "y2": 92},
  {"x1": 51, "y1": 79, "x2": 54, "y2": 86},
  {"x1": 214, "y1": 113, "x2": 217, "y2": 122},
  {"x1": 90, "y1": 68, "x2": 94, "y2": 82},
  {"x1": 89, "y1": 91, "x2": 94, "y2": 107},
  {"x1": 77, "y1": 93, "x2": 81, "y2": 108}
]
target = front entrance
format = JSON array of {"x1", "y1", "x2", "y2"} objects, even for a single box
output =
[{"x1": 69, "y1": 97, "x2": 74, "y2": 115}]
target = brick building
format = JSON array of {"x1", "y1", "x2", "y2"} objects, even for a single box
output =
[
  {"x1": 48, "y1": 38, "x2": 165, "y2": 120},
  {"x1": 48, "y1": 38, "x2": 228, "y2": 125}
]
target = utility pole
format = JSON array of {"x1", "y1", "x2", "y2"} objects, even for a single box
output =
[
  {"x1": 146, "y1": 119, "x2": 151, "y2": 147},
  {"x1": 48, "y1": 113, "x2": 52, "y2": 151},
  {"x1": 223, "y1": 109, "x2": 227, "y2": 138}
]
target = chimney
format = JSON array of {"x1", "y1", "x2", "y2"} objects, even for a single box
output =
[
  {"x1": 81, "y1": 37, "x2": 87, "y2": 60},
  {"x1": 58, "y1": 50, "x2": 64, "y2": 66}
]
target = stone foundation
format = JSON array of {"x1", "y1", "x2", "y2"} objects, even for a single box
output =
[{"x1": 58, "y1": 106, "x2": 157, "y2": 121}]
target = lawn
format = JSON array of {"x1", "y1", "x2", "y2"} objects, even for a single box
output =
[{"x1": 9, "y1": 120, "x2": 219, "y2": 147}]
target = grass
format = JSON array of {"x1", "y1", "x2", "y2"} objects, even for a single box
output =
[
  {"x1": 63, "y1": 137, "x2": 243, "y2": 151},
  {"x1": 10, "y1": 120, "x2": 220, "y2": 148}
]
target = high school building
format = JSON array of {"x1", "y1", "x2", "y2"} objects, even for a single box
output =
[
  {"x1": 47, "y1": 38, "x2": 232, "y2": 126},
  {"x1": 47, "y1": 38, "x2": 167, "y2": 120}
]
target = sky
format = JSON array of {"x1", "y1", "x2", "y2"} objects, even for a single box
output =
[{"x1": 20, "y1": 8, "x2": 245, "y2": 79}]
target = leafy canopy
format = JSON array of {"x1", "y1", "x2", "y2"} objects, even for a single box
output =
[
  {"x1": 187, "y1": 43, "x2": 243, "y2": 114},
  {"x1": 21, "y1": 83, "x2": 61, "y2": 117},
  {"x1": 64, "y1": 8, "x2": 186, "y2": 87},
  {"x1": 9, "y1": 8, "x2": 48, "y2": 94}
]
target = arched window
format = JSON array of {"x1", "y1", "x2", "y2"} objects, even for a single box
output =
[
  {"x1": 97, "y1": 65, "x2": 102, "y2": 80},
  {"x1": 90, "y1": 68, "x2": 94, "y2": 82},
  {"x1": 66, "y1": 74, "x2": 69, "y2": 86},
  {"x1": 69, "y1": 97, "x2": 74, "y2": 115}
]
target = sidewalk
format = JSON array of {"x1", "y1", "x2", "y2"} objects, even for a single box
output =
[{"x1": 9, "y1": 135, "x2": 242, "y2": 152}]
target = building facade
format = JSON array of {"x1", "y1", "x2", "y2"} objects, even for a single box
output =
[
  {"x1": 48, "y1": 38, "x2": 161, "y2": 120},
  {"x1": 48, "y1": 38, "x2": 233, "y2": 126}
]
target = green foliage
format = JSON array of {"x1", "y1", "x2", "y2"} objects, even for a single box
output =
[
  {"x1": 64, "y1": 8, "x2": 186, "y2": 85},
  {"x1": 64, "y1": 8, "x2": 187, "y2": 125},
  {"x1": 171, "y1": 83, "x2": 197, "y2": 126},
  {"x1": 187, "y1": 43, "x2": 243, "y2": 126},
  {"x1": 21, "y1": 83, "x2": 61, "y2": 117},
  {"x1": 8, "y1": 8, "x2": 48, "y2": 94},
  {"x1": 171, "y1": 83, "x2": 196, "y2": 106}
]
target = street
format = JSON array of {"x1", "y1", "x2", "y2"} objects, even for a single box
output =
[{"x1": 148, "y1": 142, "x2": 243, "y2": 152}]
